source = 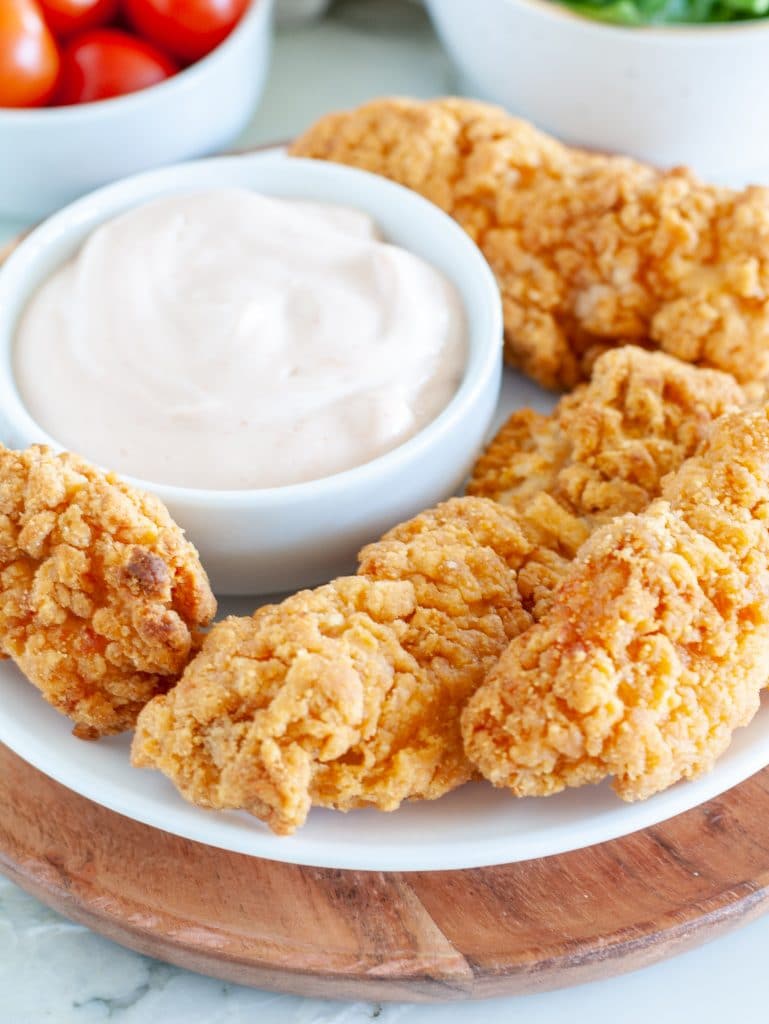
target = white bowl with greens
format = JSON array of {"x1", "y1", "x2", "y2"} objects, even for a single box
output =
[{"x1": 425, "y1": 0, "x2": 769, "y2": 183}]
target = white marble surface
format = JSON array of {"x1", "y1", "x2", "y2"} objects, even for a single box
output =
[{"x1": 2, "y1": 3, "x2": 769, "y2": 1021}]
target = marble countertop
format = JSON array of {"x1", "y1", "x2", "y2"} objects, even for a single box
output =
[{"x1": 2, "y1": 3, "x2": 769, "y2": 1021}]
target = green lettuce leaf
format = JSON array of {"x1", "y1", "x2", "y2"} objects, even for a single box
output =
[{"x1": 557, "y1": 0, "x2": 767, "y2": 24}]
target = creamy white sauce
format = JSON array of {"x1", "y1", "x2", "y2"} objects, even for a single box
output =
[{"x1": 14, "y1": 188, "x2": 467, "y2": 490}]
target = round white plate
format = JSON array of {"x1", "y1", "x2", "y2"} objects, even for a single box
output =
[{"x1": 1, "y1": 372, "x2": 768, "y2": 871}]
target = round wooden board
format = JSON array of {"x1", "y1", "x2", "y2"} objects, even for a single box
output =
[{"x1": 2, "y1": 743, "x2": 769, "y2": 1001}]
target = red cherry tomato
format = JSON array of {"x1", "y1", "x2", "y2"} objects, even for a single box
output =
[
  {"x1": 124, "y1": 0, "x2": 249, "y2": 64},
  {"x1": 56, "y1": 28, "x2": 178, "y2": 104},
  {"x1": 0, "y1": 0, "x2": 61, "y2": 108},
  {"x1": 39, "y1": 0, "x2": 120, "y2": 39}
]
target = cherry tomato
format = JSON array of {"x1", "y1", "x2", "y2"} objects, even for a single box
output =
[
  {"x1": 0, "y1": 0, "x2": 60, "y2": 108},
  {"x1": 39, "y1": 0, "x2": 120, "y2": 39},
  {"x1": 124, "y1": 0, "x2": 249, "y2": 64},
  {"x1": 56, "y1": 28, "x2": 178, "y2": 104}
]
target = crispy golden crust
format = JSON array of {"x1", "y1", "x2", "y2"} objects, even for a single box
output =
[
  {"x1": 132, "y1": 498, "x2": 535, "y2": 834},
  {"x1": 0, "y1": 445, "x2": 216, "y2": 736},
  {"x1": 469, "y1": 346, "x2": 748, "y2": 542},
  {"x1": 292, "y1": 97, "x2": 769, "y2": 390},
  {"x1": 131, "y1": 352, "x2": 748, "y2": 833},
  {"x1": 471, "y1": 349, "x2": 748, "y2": 623},
  {"x1": 463, "y1": 405, "x2": 769, "y2": 801}
]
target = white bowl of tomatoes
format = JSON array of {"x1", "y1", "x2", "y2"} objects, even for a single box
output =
[{"x1": 0, "y1": 0, "x2": 274, "y2": 219}]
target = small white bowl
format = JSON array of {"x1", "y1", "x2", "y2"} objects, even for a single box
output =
[
  {"x1": 0, "y1": 0, "x2": 274, "y2": 221},
  {"x1": 425, "y1": 0, "x2": 769, "y2": 182},
  {"x1": 0, "y1": 153, "x2": 503, "y2": 595}
]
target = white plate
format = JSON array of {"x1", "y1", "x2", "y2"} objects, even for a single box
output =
[{"x1": 2, "y1": 371, "x2": 768, "y2": 871}]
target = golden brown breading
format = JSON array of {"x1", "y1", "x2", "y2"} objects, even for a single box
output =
[
  {"x1": 130, "y1": 352, "x2": 748, "y2": 833},
  {"x1": 462, "y1": 404, "x2": 769, "y2": 801},
  {"x1": 0, "y1": 445, "x2": 216, "y2": 737},
  {"x1": 132, "y1": 498, "x2": 534, "y2": 834},
  {"x1": 291, "y1": 97, "x2": 769, "y2": 390},
  {"x1": 469, "y1": 346, "x2": 748, "y2": 553}
]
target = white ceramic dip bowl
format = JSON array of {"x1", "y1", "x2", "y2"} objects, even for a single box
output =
[
  {"x1": 0, "y1": 0, "x2": 275, "y2": 221},
  {"x1": 425, "y1": 0, "x2": 769, "y2": 183},
  {"x1": 0, "y1": 153, "x2": 503, "y2": 595}
]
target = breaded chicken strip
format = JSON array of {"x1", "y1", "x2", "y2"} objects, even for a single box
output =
[
  {"x1": 463, "y1": 404, "x2": 769, "y2": 801},
  {"x1": 0, "y1": 446, "x2": 216, "y2": 737},
  {"x1": 132, "y1": 498, "x2": 534, "y2": 834},
  {"x1": 291, "y1": 97, "x2": 769, "y2": 390},
  {"x1": 130, "y1": 354, "x2": 746, "y2": 833},
  {"x1": 473, "y1": 347, "x2": 747, "y2": 622},
  {"x1": 469, "y1": 346, "x2": 748, "y2": 548}
]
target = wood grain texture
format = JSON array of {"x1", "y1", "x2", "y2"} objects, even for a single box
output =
[{"x1": 2, "y1": 743, "x2": 769, "y2": 1001}]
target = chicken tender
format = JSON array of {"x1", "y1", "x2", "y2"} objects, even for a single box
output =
[
  {"x1": 469, "y1": 346, "x2": 748, "y2": 544},
  {"x1": 463, "y1": 404, "x2": 769, "y2": 801},
  {"x1": 291, "y1": 97, "x2": 769, "y2": 390},
  {"x1": 472, "y1": 347, "x2": 747, "y2": 622},
  {"x1": 0, "y1": 445, "x2": 216, "y2": 737},
  {"x1": 132, "y1": 498, "x2": 534, "y2": 834},
  {"x1": 130, "y1": 353, "x2": 747, "y2": 832}
]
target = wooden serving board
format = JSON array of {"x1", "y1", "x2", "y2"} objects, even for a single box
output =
[
  {"x1": 2, "y1": 188, "x2": 769, "y2": 1003},
  {"x1": 3, "y1": 744, "x2": 769, "y2": 1001}
]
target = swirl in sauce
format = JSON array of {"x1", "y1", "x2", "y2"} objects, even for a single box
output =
[{"x1": 15, "y1": 188, "x2": 467, "y2": 489}]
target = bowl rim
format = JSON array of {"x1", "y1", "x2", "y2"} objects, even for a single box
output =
[
  {"x1": 0, "y1": 151, "x2": 503, "y2": 509},
  {"x1": 0, "y1": 0, "x2": 274, "y2": 123},
  {"x1": 492, "y1": 0, "x2": 769, "y2": 36}
]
